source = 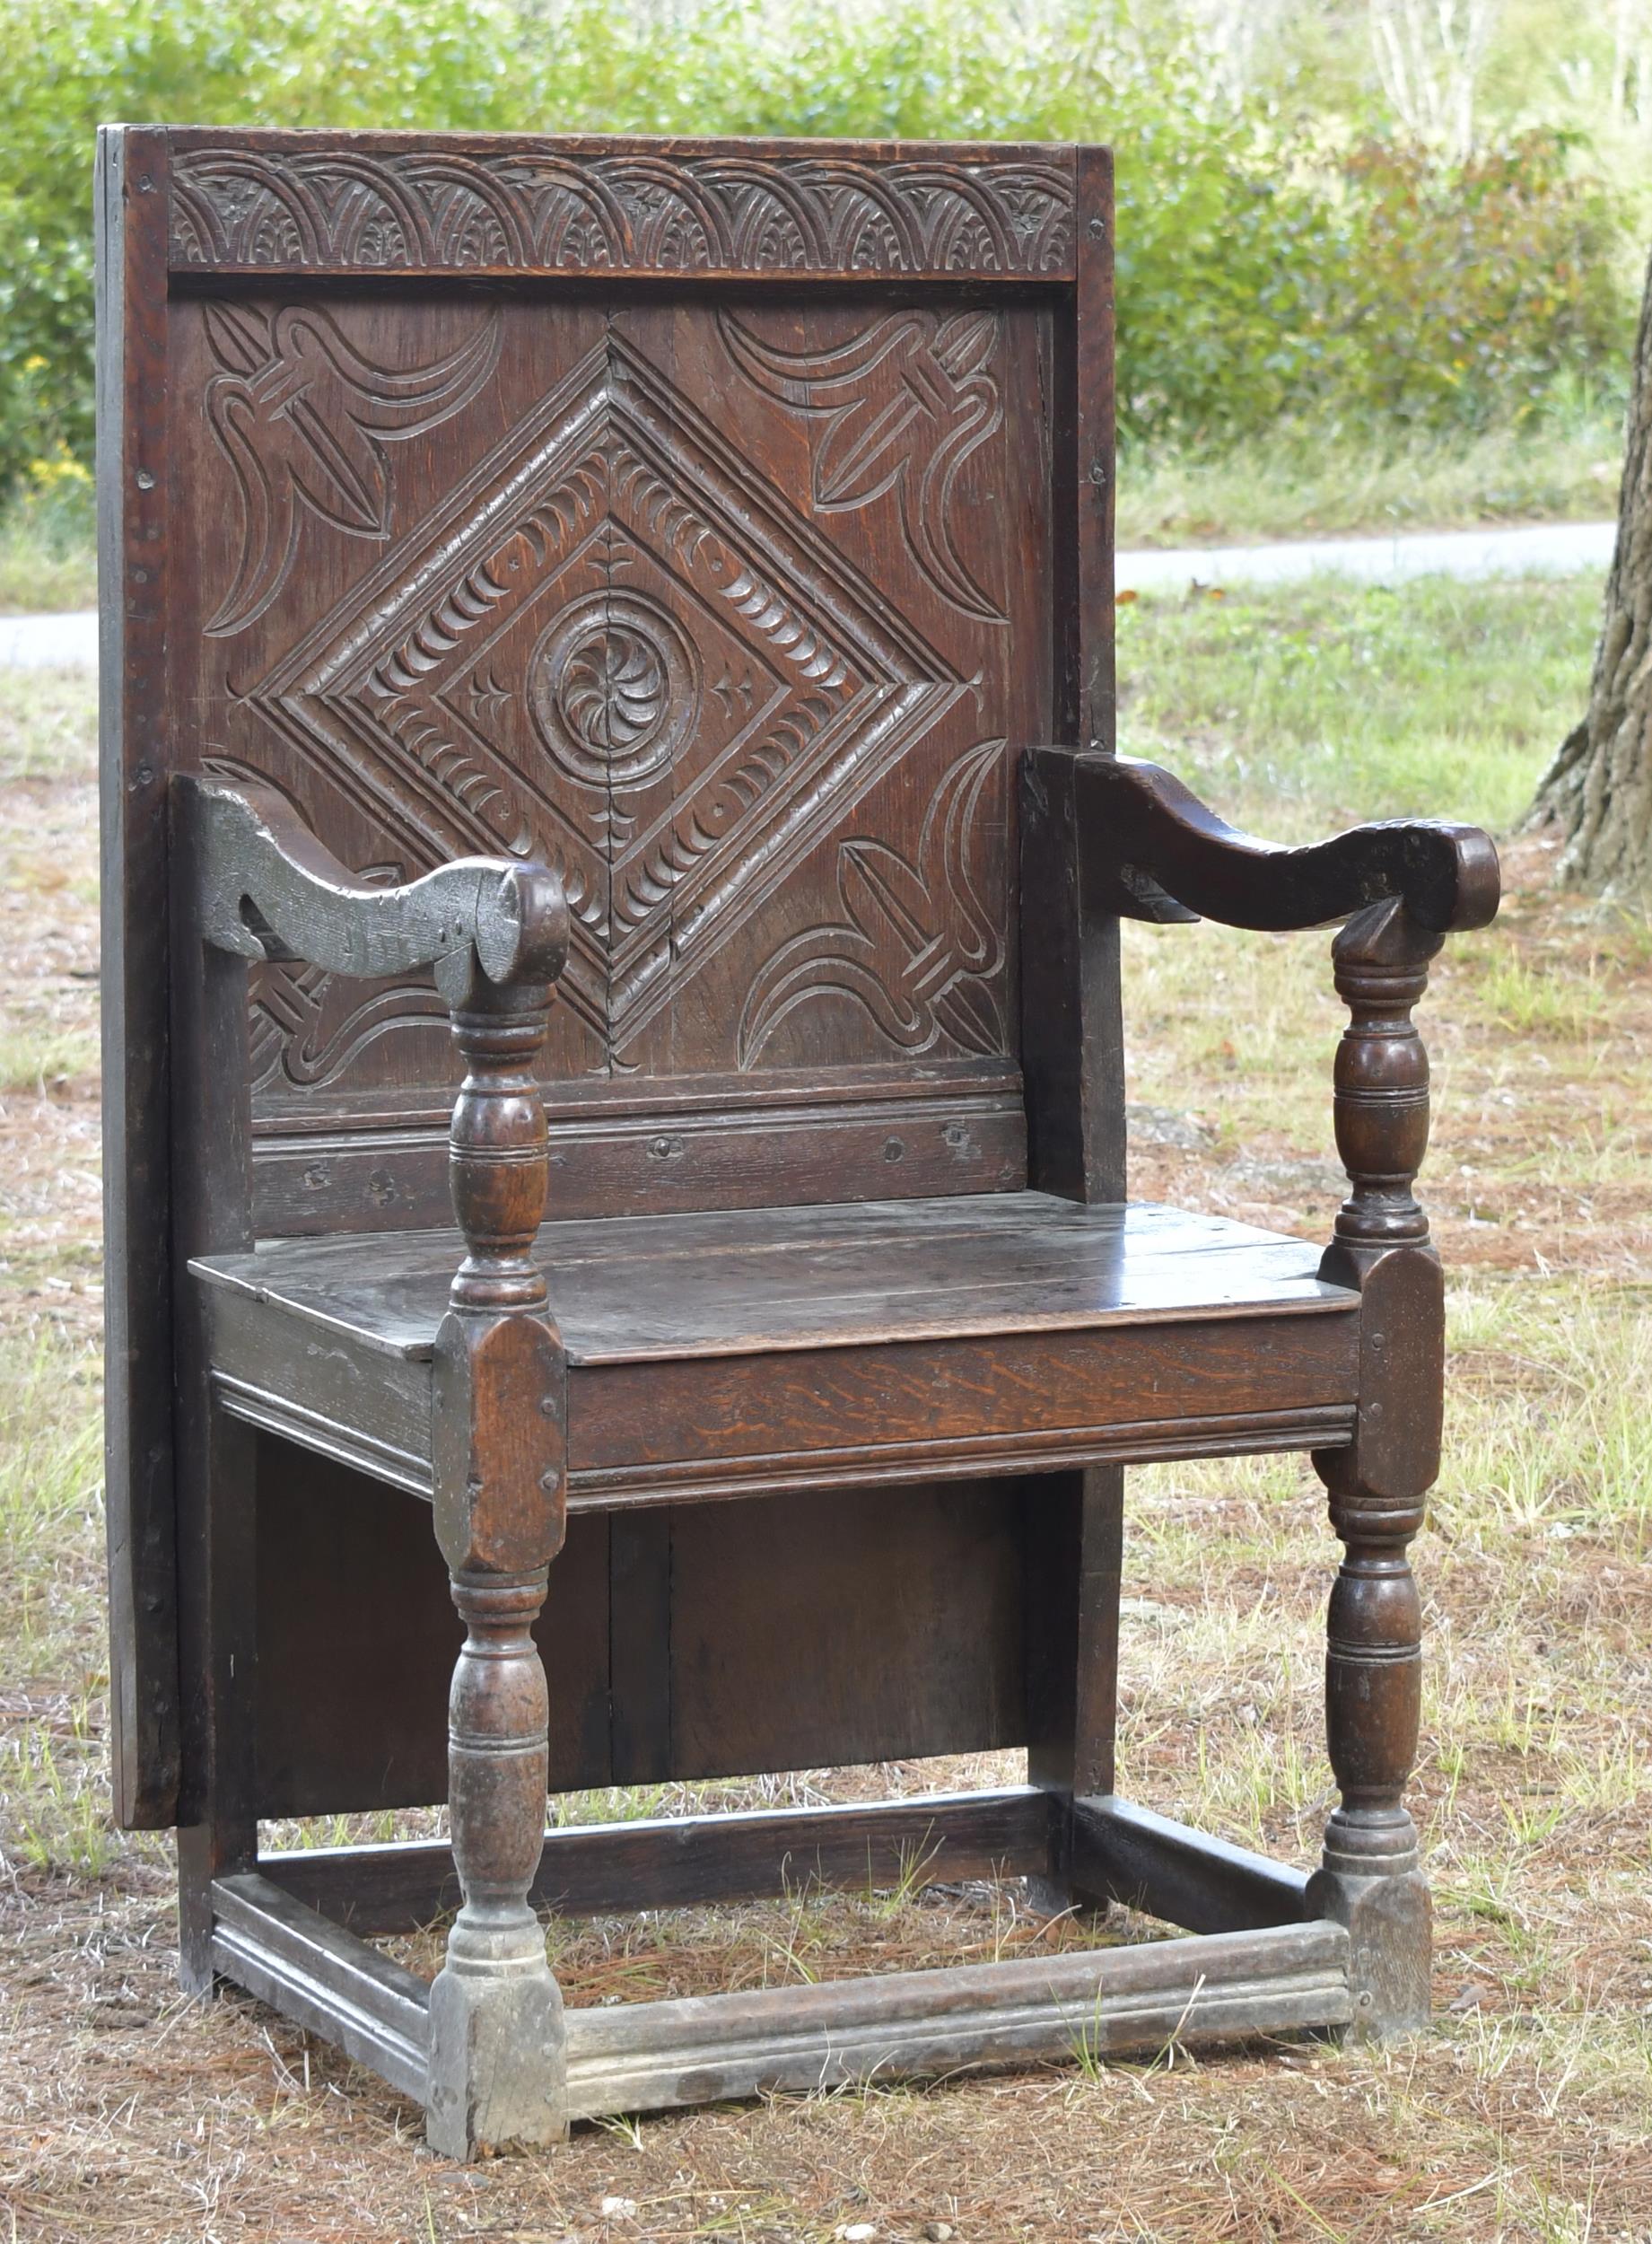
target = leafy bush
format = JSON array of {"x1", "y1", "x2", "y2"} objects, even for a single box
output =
[
  {"x1": 0, "y1": 0, "x2": 1635, "y2": 491},
  {"x1": 1329, "y1": 132, "x2": 1628, "y2": 432}
]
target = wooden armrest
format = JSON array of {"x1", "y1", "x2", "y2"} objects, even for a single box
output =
[
  {"x1": 1058, "y1": 751, "x2": 1499, "y2": 935},
  {"x1": 178, "y1": 774, "x2": 572, "y2": 1585},
  {"x1": 179, "y1": 774, "x2": 568, "y2": 1001}
]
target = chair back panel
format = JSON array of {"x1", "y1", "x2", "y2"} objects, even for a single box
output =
[
  {"x1": 154, "y1": 135, "x2": 1086, "y2": 1231},
  {"x1": 99, "y1": 129, "x2": 1111, "y2": 1830}
]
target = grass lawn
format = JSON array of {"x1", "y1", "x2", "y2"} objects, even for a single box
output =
[
  {"x1": 4, "y1": 572, "x2": 1652, "y2": 2240},
  {"x1": 0, "y1": 498, "x2": 97, "y2": 617},
  {"x1": 1117, "y1": 419, "x2": 1624, "y2": 550}
]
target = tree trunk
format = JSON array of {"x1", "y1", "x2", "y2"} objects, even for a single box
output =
[{"x1": 1529, "y1": 241, "x2": 1652, "y2": 896}]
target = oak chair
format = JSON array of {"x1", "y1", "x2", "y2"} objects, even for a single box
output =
[{"x1": 98, "y1": 124, "x2": 1499, "y2": 2157}]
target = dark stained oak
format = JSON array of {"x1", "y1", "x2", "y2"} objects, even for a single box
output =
[
  {"x1": 208, "y1": 1867, "x2": 1354, "y2": 2126},
  {"x1": 1015, "y1": 171, "x2": 1124, "y2": 1900},
  {"x1": 556, "y1": 1921, "x2": 1352, "y2": 2118},
  {"x1": 1067, "y1": 1795, "x2": 1310, "y2": 1936},
  {"x1": 169, "y1": 287, "x2": 1044, "y2": 1201},
  {"x1": 1303, "y1": 898, "x2": 1448, "y2": 2040},
  {"x1": 167, "y1": 132, "x2": 1079, "y2": 280},
  {"x1": 211, "y1": 1872, "x2": 432, "y2": 2103},
  {"x1": 98, "y1": 125, "x2": 180, "y2": 1833},
  {"x1": 168, "y1": 776, "x2": 261, "y2": 1984},
  {"x1": 253, "y1": 1468, "x2": 1043, "y2": 1818},
  {"x1": 1053, "y1": 759, "x2": 1499, "y2": 2043},
  {"x1": 100, "y1": 121, "x2": 1499, "y2": 2152},
  {"x1": 106, "y1": 125, "x2": 1061, "y2": 1856},
  {"x1": 194, "y1": 1195, "x2": 1356, "y2": 1363},
  {"x1": 424, "y1": 946, "x2": 570, "y2": 2156},
  {"x1": 184, "y1": 772, "x2": 570, "y2": 1000},
  {"x1": 1053, "y1": 750, "x2": 1500, "y2": 935},
  {"x1": 191, "y1": 1198, "x2": 1360, "y2": 1509},
  {"x1": 263, "y1": 1788, "x2": 1058, "y2": 1933}
]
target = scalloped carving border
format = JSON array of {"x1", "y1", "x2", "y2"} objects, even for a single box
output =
[{"x1": 169, "y1": 144, "x2": 1075, "y2": 277}]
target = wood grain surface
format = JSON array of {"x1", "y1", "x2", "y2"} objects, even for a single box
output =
[
  {"x1": 195, "y1": 1195, "x2": 1354, "y2": 1363},
  {"x1": 192, "y1": 1197, "x2": 1359, "y2": 1517},
  {"x1": 167, "y1": 285, "x2": 1049, "y2": 1222},
  {"x1": 263, "y1": 1788, "x2": 1057, "y2": 1931}
]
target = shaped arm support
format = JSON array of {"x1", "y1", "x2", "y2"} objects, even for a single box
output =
[
  {"x1": 1036, "y1": 746, "x2": 1501, "y2": 2042},
  {"x1": 182, "y1": 773, "x2": 569, "y2": 1004},
  {"x1": 1051, "y1": 749, "x2": 1500, "y2": 1278},
  {"x1": 182, "y1": 772, "x2": 573, "y2": 2152},
  {"x1": 1061, "y1": 750, "x2": 1500, "y2": 937}
]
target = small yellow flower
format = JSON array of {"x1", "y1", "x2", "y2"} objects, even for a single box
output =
[
  {"x1": 22, "y1": 354, "x2": 47, "y2": 373},
  {"x1": 26, "y1": 447, "x2": 92, "y2": 489}
]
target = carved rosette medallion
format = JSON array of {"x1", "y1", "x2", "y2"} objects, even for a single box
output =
[
  {"x1": 529, "y1": 592, "x2": 700, "y2": 788},
  {"x1": 239, "y1": 328, "x2": 966, "y2": 1061}
]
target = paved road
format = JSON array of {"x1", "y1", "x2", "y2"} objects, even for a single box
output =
[
  {"x1": 0, "y1": 519, "x2": 1618, "y2": 669},
  {"x1": 0, "y1": 609, "x2": 100, "y2": 669},
  {"x1": 1115, "y1": 517, "x2": 1615, "y2": 594}
]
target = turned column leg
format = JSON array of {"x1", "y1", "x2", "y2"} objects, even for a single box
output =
[
  {"x1": 1307, "y1": 898, "x2": 1444, "y2": 2041},
  {"x1": 425, "y1": 969, "x2": 570, "y2": 2158},
  {"x1": 1306, "y1": 1464, "x2": 1430, "y2": 2038},
  {"x1": 428, "y1": 1567, "x2": 564, "y2": 2156}
]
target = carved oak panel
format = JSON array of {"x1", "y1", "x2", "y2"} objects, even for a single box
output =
[
  {"x1": 103, "y1": 127, "x2": 1103, "y2": 1836},
  {"x1": 171, "y1": 285, "x2": 1053, "y2": 1214},
  {"x1": 168, "y1": 136, "x2": 1076, "y2": 279}
]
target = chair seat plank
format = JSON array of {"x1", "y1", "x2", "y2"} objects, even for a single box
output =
[
  {"x1": 194, "y1": 1195, "x2": 1356, "y2": 1365},
  {"x1": 194, "y1": 1196, "x2": 1361, "y2": 1506}
]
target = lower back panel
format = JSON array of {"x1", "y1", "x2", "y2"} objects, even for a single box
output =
[{"x1": 254, "y1": 1438, "x2": 1039, "y2": 1818}]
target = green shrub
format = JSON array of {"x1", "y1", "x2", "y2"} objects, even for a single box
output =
[
  {"x1": 1326, "y1": 132, "x2": 1628, "y2": 433},
  {"x1": 0, "y1": 0, "x2": 1635, "y2": 490}
]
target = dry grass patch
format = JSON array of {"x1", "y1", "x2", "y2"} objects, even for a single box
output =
[{"x1": 0, "y1": 668, "x2": 101, "y2": 1353}]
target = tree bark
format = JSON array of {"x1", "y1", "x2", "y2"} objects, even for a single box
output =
[{"x1": 1529, "y1": 241, "x2": 1652, "y2": 896}]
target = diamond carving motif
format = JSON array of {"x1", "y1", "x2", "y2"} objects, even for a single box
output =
[{"x1": 242, "y1": 331, "x2": 965, "y2": 1059}]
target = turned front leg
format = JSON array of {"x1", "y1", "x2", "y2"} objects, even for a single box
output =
[
  {"x1": 426, "y1": 971, "x2": 569, "y2": 2159},
  {"x1": 1308, "y1": 898, "x2": 1444, "y2": 2040},
  {"x1": 1308, "y1": 1463, "x2": 1430, "y2": 2037},
  {"x1": 429, "y1": 1565, "x2": 564, "y2": 2155}
]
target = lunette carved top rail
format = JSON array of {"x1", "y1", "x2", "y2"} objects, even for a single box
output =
[
  {"x1": 182, "y1": 775, "x2": 569, "y2": 1003},
  {"x1": 162, "y1": 130, "x2": 1079, "y2": 278},
  {"x1": 1062, "y1": 752, "x2": 1500, "y2": 934}
]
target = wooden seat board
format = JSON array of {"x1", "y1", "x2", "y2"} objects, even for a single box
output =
[{"x1": 192, "y1": 1194, "x2": 1356, "y2": 1366}]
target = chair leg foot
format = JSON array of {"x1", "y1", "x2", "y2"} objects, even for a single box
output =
[
  {"x1": 1020, "y1": 1871, "x2": 1109, "y2": 1922},
  {"x1": 177, "y1": 1821, "x2": 251, "y2": 1999},
  {"x1": 426, "y1": 1910, "x2": 568, "y2": 2159},
  {"x1": 1307, "y1": 1863, "x2": 1430, "y2": 2043},
  {"x1": 177, "y1": 1838, "x2": 215, "y2": 1998},
  {"x1": 1310, "y1": 1849, "x2": 1427, "y2": 2047}
]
